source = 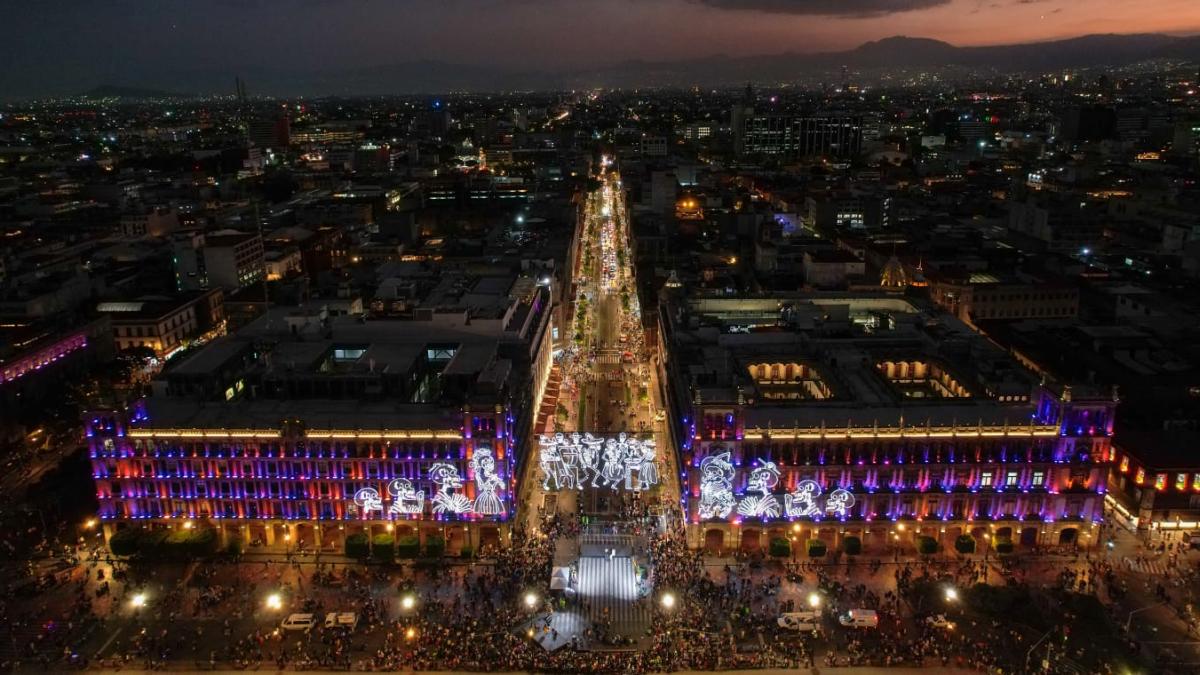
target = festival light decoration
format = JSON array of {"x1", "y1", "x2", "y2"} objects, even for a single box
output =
[
  {"x1": 536, "y1": 433, "x2": 659, "y2": 493},
  {"x1": 429, "y1": 463, "x2": 473, "y2": 514},
  {"x1": 386, "y1": 478, "x2": 425, "y2": 515},
  {"x1": 737, "y1": 462, "x2": 781, "y2": 518},
  {"x1": 470, "y1": 448, "x2": 505, "y2": 515},
  {"x1": 698, "y1": 452, "x2": 736, "y2": 519},
  {"x1": 784, "y1": 480, "x2": 823, "y2": 518}
]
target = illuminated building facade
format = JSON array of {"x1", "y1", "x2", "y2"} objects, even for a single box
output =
[
  {"x1": 86, "y1": 404, "x2": 514, "y2": 553},
  {"x1": 659, "y1": 292, "x2": 1116, "y2": 555},
  {"x1": 88, "y1": 283, "x2": 553, "y2": 553},
  {"x1": 1107, "y1": 430, "x2": 1200, "y2": 539}
]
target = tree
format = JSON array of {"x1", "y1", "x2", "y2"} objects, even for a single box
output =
[
  {"x1": 768, "y1": 537, "x2": 791, "y2": 558},
  {"x1": 397, "y1": 535, "x2": 421, "y2": 559},
  {"x1": 917, "y1": 536, "x2": 940, "y2": 556},
  {"x1": 807, "y1": 539, "x2": 827, "y2": 558},
  {"x1": 372, "y1": 534, "x2": 395, "y2": 562},
  {"x1": 345, "y1": 532, "x2": 370, "y2": 559},
  {"x1": 841, "y1": 536, "x2": 862, "y2": 556},
  {"x1": 425, "y1": 535, "x2": 445, "y2": 558},
  {"x1": 955, "y1": 534, "x2": 977, "y2": 554},
  {"x1": 109, "y1": 528, "x2": 140, "y2": 556}
]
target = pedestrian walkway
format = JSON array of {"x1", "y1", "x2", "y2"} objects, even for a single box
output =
[
  {"x1": 1123, "y1": 555, "x2": 1173, "y2": 576},
  {"x1": 577, "y1": 555, "x2": 649, "y2": 643}
]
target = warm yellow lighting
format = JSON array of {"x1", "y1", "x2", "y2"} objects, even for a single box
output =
[
  {"x1": 661, "y1": 592, "x2": 676, "y2": 609},
  {"x1": 131, "y1": 593, "x2": 147, "y2": 609},
  {"x1": 183, "y1": 520, "x2": 194, "y2": 530},
  {"x1": 808, "y1": 592, "x2": 822, "y2": 608},
  {"x1": 401, "y1": 595, "x2": 415, "y2": 611},
  {"x1": 406, "y1": 628, "x2": 416, "y2": 640},
  {"x1": 266, "y1": 593, "x2": 283, "y2": 610},
  {"x1": 386, "y1": 523, "x2": 395, "y2": 532},
  {"x1": 524, "y1": 592, "x2": 538, "y2": 609}
]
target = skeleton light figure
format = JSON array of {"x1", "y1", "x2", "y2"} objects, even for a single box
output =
[
  {"x1": 637, "y1": 438, "x2": 659, "y2": 490},
  {"x1": 428, "y1": 463, "x2": 474, "y2": 514},
  {"x1": 784, "y1": 480, "x2": 823, "y2": 518},
  {"x1": 697, "y1": 452, "x2": 737, "y2": 520},
  {"x1": 538, "y1": 434, "x2": 566, "y2": 491},
  {"x1": 737, "y1": 461, "x2": 782, "y2": 519},
  {"x1": 353, "y1": 487, "x2": 384, "y2": 516},
  {"x1": 387, "y1": 478, "x2": 424, "y2": 515},
  {"x1": 470, "y1": 448, "x2": 505, "y2": 516},
  {"x1": 825, "y1": 488, "x2": 855, "y2": 518}
]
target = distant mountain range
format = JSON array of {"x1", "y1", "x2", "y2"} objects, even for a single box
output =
[{"x1": 87, "y1": 33, "x2": 1200, "y2": 98}]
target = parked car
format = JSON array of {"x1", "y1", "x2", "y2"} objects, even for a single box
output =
[
  {"x1": 838, "y1": 609, "x2": 879, "y2": 628},
  {"x1": 777, "y1": 612, "x2": 821, "y2": 633},
  {"x1": 925, "y1": 614, "x2": 956, "y2": 630},
  {"x1": 324, "y1": 612, "x2": 358, "y2": 631},
  {"x1": 280, "y1": 613, "x2": 316, "y2": 632}
]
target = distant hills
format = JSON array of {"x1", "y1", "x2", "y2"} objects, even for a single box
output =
[{"x1": 82, "y1": 33, "x2": 1200, "y2": 98}]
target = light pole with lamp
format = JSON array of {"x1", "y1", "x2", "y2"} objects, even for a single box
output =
[
  {"x1": 982, "y1": 532, "x2": 991, "y2": 583},
  {"x1": 1126, "y1": 601, "x2": 1167, "y2": 633}
]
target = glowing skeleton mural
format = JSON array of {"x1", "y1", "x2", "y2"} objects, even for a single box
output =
[
  {"x1": 429, "y1": 462, "x2": 474, "y2": 514},
  {"x1": 348, "y1": 457, "x2": 508, "y2": 517},
  {"x1": 784, "y1": 480, "x2": 823, "y2": 518},
  {"x1": 737, "y1": 461, "x2": 781, "y2": 518},
  {"x1": 824, "y1": 488, "x2": 856, "y2": 518},
  {"x1": 693, "y1": 454, "x2": 859, "y2": 521},
  {"x1": 536, "y1": 433, "x2": 659, "y2": 492},
  {"x1": 386, "y1": 478, "x2": 425, "y2": 515},
  {"x1": 470, "y1": 448, "x2": 505, "y2": 516},
  {"x1": 353, "y1": 487, "x2": 385, "y2": 516},
  {"x1": 697, "y1": 452, "x2": 737, "y2": 519}
]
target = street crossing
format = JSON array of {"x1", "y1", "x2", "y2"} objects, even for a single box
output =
[
  {"x1": 1122, "y1": 556, "x2": 1173, "y2": 576},
  {"x1": 577, "y1": 554, "x2": 650, "y2": 641}
]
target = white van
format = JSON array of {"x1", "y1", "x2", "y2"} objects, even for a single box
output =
[
  {"x1": 838, "y1": 609, "x2": 879, "y2": 628},
  {"x1": 777, "y1": 612, "x2": 821, "y2": 633},
  {"x1": 324, "y1": 612, "x2": 358, "y2": 631},
  {"x1": 280, "y1": 613, "x2": 316, "y2": 632}
]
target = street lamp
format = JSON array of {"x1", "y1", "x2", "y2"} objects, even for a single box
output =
[
  {"x1": 944, "y1": 586, "x2": 959, "y2": 602},
  {"x1": 83, "y1": 518, "x2": 97, "y2": 530},
  {"x1": 661, "y1": 592, "x2": 676, "y2": 610},
  {"x1": 130, "y1": 592, "x2": 147, "y2": 609},
  {"x1": 401, "y1": 594, "x2": 416, "y2": 611},
  {"x1": 266, "y1": 592, "x2": 283, "y2": 611},
  {"x1": 1126, "y1": 602, "x2": 1166, "y2": 633},
  {"x1": 808, "y1": 592, "x2": 822, "y2": 609},
  {"x1": 183, "y1": 520, "x2": 194, "y2": 530},
  {"x1": 524, "y1": 592, "x2": 539, "y2": 610}
]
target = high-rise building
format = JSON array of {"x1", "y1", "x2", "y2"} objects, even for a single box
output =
[
  {"x1": 732, "y1": 108, "x2": 863, "y2": 159},
  {"x1": 246, "y1": 112, "x2": 291, "y2": 150}
]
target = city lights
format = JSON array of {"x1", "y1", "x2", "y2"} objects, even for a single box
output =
[{"x1": 266, "y1": 593, "x2": 283, "y2": 610}]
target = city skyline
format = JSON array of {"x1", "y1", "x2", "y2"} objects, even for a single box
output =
[{"x1": 3, "y1": 0, "x2": 1200, "y2": 97}]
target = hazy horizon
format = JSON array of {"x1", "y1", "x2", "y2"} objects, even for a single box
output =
[{"x1": 2, "y1": 0, "x2": 1199, "y2": 98}]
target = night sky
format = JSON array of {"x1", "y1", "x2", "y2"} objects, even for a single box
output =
[{"x1": 3, "y1": 0, "x2": 1199, "y2": 97}]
